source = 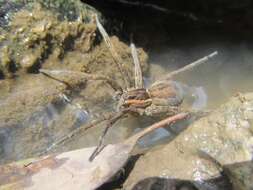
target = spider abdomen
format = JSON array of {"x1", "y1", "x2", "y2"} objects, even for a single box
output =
[{"x1": 148, "y1": 80, "x2": 184, "y2": 107}]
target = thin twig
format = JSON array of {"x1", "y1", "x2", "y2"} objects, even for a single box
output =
[
  {"x1": 94, "y1": 15, "x2": 130, "y2": 89},
  {"x1": 127, "y1": 112, "x2": 189, "y2": 145},
  {"x1": 131, "y1": 42, "x2": 143, "y2": 89},
  {"x1": 40, "y1": 69, "x2": 122, "y2": 92},
  {"x1": 165, "y1": 51, "x2": 218, "y2": 79}
]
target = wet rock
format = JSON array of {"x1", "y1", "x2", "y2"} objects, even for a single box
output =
[
  {"x1": 0, "y1": 2, "x2": 97, "y2": 76},
  {"x1": 131, "y1": 177, "x2": 228, "y2": 190},
  {"x1": 0, "y1": 0, "x2": 99, "y2": 26},
  {"x1": 0, "y1": 0, "x2": 148, "y2": 80},
  {"x1": 0, "y1": 0, "x2": 100, "y2": 75},
  {"x1": 124, "y1": 93, "x2": 253, "y2": 190},
  {"x1": 0, "y1": 0, "x2": 149, "y2": 164}
]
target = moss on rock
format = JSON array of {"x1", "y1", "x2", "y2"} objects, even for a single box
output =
[{"x1": 0, "y1": 2, "x2": 98, "y2": 76}]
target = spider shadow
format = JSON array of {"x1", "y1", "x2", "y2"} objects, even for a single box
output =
[{"x1": 133, "y1": 113, "x2": 198, "y2": 150}]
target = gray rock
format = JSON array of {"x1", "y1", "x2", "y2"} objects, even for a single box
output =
[{"x1": 124, "y1": 93, "x2": 253, "y2": 190}]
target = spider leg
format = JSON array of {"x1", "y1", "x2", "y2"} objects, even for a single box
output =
[
  {"x1": 89, "y1": 110, "x2": 128, "y2": 161},
  {"x1": 130, "y1": 42, "x2": 143, "y2": 89},
  {"x1": 88, "y1": 123, "x2": 112, "y2": 162},
  {"x1": 40, "y1": 69, "x2": 123, "y2": 92},
  {"x1": 40, "y1": 111, "x2": 116, "y2": 155},
  {"x1": 94, "y1": 14, "x2": 130, "y2": 89},
  {"x1": 164, "y1": 51, "x2": 218, "y2": 79}
]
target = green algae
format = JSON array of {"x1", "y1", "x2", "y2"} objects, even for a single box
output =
[{"x1": 0, "y1": 1, "x2": 99, "y2": 77}]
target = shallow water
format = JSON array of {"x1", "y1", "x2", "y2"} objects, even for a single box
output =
[
  {"x1": 1, "y1": 30, "x2": 253, "y2": 164},
  {"x1": 136, "y1": 32, "x2": 253, "y2": 148},
  {"x1": 148, "y1": 36, "x2": 253, "y2": 109}
]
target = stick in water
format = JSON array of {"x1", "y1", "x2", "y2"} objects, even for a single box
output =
[
  {"x1": 165, "y1": 51, "x2": 218, "y2": 79},
  {"x1": 127, "y1": 112, "x2": 189, "y2": 145},
  {"x1": 89, "y1": 112, "x2": 189, "y2": 161}
]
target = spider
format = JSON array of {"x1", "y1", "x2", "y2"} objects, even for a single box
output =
[
  {"x1": 87, "y1": 42, "x2": 217, "y2": 161},
  {"x1": 40, "y1": 15, "x2": 217, "y2": 161}
]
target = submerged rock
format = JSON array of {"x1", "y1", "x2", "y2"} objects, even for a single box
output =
[
  {"x1": 124, "y1": 93, "x2": 253, "y2": 190},
  {"x1": 0, "y1": 0, "x2": 149, "y2": 164},
  {"x1": 0, "y1": 1, "x2": 97, "y2": 76}
]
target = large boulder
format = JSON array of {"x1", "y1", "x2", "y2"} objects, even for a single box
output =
[{"x1": 124, "y1": 93, "x2": 253, "y2": 190}]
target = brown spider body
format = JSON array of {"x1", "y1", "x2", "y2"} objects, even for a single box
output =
[{"x1": 118, "y1": 80, "x2": 184, "y2": 117}]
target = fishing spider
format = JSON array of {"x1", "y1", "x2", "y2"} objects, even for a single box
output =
[{"x1": 40, "y1": 15, "x2": 217, "y2": 161}]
